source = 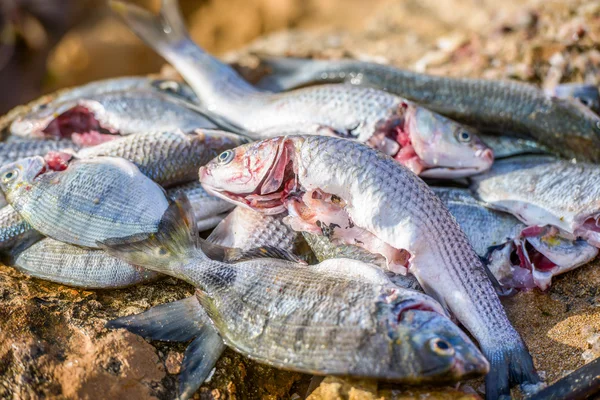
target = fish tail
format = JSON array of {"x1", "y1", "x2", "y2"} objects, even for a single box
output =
[
  {"x1": 485, "y1": 343, "x2": 540, "y2": 399},
  {"x1": 98, "y1": 194, "x2": 197, "y2": 277},
  {"x1": 110, "y1": 0, "x2": 190, "y2": 57}
]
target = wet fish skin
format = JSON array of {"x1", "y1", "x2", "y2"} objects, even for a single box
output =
[
  {"x1": 109, "y1": 0, "x2": 493, "y2": 179},
  {"x1": 100, "y1": 199, "x2": 489, "y2": 383},
  {"x1": 0, "y1": 156, "x2": 169, "y2": 248},
  {"x1": 0, "y1": 138, "x2": 80, "y2": 165},
  {"x1": 470, "y1": 155, "x2": 600, "y2": 247},
  {"x1": 77, "y1": 129, "x2": 246, "y2": 187},
  {"x1": 199, "y1": 135, "x2": 538, "y2": 398},
  {"x1": 166, "y1": 181, "x2": 234, "y2": 232},
  {"x1": 257, "y1": 57, "x2": 600, "y2": 162},
  {"x1": 14, "y1": 238, "x2": 161, "y2": 288},
  {"x1": 480, "y1": 133, "x2": 549, "y2": 159},
  {"x1": 0, "y1": 205, "x2": 41, "y2": 254},
  {"x1": 9, "y1": 90, "x2": 215, "y2": 140}
]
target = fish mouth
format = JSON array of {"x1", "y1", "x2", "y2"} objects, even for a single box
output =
[
  {"x1": 202, "y1": 140, "x2": 298, "y2": 215},
  {"x1": 19, "y1": 103, "x2": 122, "y2": 146}
]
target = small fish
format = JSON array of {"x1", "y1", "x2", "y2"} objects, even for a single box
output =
[
  {"x1": 166, "y1": 181, "x2": 234, "y2": 232},
  {"x1": 470, "y1": 156, "x2": 600, "y2": 248},
  {"x1": 100, "y1": 198, "x2": 489, "y2": 384},
  {"x1": 14, "y1": 238, "x2": 161, "y2": 288},
  {"x1": 199, "y1": 135, "x2": 539, "y2": 398},
  {"x1": 550, "y1": 83, "x2": 600, "y2": 115},
  {"x1": 256, "y1": 56, "x2": 600, "y2": 162},
  {"x1": 77, "y1": 129, "x2": 246, "y2": 187},
  {"x1": 0, "y1": 156, "x2": 169, "y2": 248},
  {"x1": 109, "y1": 0, "x2": 493, "y2": 179},
  {"x1": 433, "y1": 187, "x2": 598, "y2": 291},
  {"x1": 8, "y1": 90, "x2": 215, "y2": 144}
]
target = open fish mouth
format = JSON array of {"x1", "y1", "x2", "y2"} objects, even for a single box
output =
[{"x1": 14, "y1": 102, "x2": 122, "y2": 147}]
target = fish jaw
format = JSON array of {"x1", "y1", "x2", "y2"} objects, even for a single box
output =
[{"x1": 402, "y1": 105, "x2": 494, "y2": 178}]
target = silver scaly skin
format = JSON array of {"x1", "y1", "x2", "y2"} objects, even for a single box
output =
[
  {"x1": 199, "y1": 136, "x2": 539, "y2": 398},
  {"x1": 14, "y1": 238, "x2": 161, "y2": 288},
  {"x1": 0, "y1": 156, "x2": 169, "y2": 248},
  {"x1": 0, "y1": 138, "x2": 79, "y2": 165},
  {"x1": 100, "y1": 199, "x2": 488, "y2": 383},
  {"x1": 470, "y1": 156, "x2": 600, "y2": 247},
  {"x1": 109, "y1": 0, "x2": 494, "y2": 179},
  {"x1": 0, "y1": 205, "x2": 41, "y2": 253},
  {"x1": 77, "y1": 129, "x2": 246, "y2": 187},
  {"x1": 257, "y1": 57, "x2": 600, "y2": 162}
]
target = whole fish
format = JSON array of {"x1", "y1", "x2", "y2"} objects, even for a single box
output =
[
  {"x1": 14, "y1": 238, "x2": 161, "y2": 288},
  {"x1": 109, "y1": 0, "x2": 493, "y2": 179},
  {"x1": 101, "y1": 199, "x2": 489, "y2": 384},
  {"x1": 8, "y1": 90, "x2": 215, "y2": 144},
  {"x1": 470, "y1": 156, "x2": 600, "y2": 248},
  {"x1": 0, "y1": 156, "x2": 169, "y2": 248},
  {"x1": 550, "y1": 83, "x2": 600, "y2": 115},
  {"x1": 433, "y1": 187, "x2": 598, "y2": 291},
  {"x1": 0, "y1": 76, "x2": 200, "y2": 135},
  {"x1": 199, "y1": 135, "x2": 539, "y2": 398},
  {"x1": 77, "y1": 129, "x2": 246, "y2": 187},
  {"x1": 166, "y1": 181, "x2": 234, "y2": 232},
  {"x1": 256, "y1": 57, "x2": 600, "y2": 162}
]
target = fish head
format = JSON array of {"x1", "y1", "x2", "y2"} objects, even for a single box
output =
[
  {"x1": 404, "y1": 106, "x2": 494, "y2": 178},
  {"x1": 396, "y1": 309, "x2": 489, "y2": 381},
  {"x1": 200, "y1": 137, "x2": 293, "y2": 214},
  {"x1": 0, "y1": 156, "x2": 46, "y2": 201}
]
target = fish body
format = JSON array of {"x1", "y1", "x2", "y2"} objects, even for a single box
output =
[
  {"x1": 110, "y1": 0, "x2": 493, "y2": 179},
  {"x1": 14, "y1": 238, "x2": 160, "y2": 288},
  {"x1": 470, "y1": 156, "x2": 600, "y2": 247},
  {"x1": 257, "y1": 57, "x2": 600, "y2": 162},
  {"x1": 199, "y1": 135, "x2": 539, "y2": 398},
  {"x1": 101, "y1": 199, "x2": 488, "y2": 383},
  {"x1": 77, "y1": 129, "x2": 246, "y2": 187},
  {"x1": 0, "y1": 156, "x2": 169, "y2": 248},
  {"x1": 480, "y1": 134, "x2": 548, "y2": 159},
  {"x1": 550, "y1": 83, "x2": 600, "y2": 115},
  {"x1": 0, "y1": 205, "x2": 41, "y2": 254}
]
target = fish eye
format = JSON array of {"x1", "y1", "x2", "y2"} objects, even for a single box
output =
[
  {"x1": 580, "y1": 98, "x2": 591, "y2": 107},
  {"x1": 457, "y1": 131, "x2": 472, "y2": 143},
  {"x1": 2, "y1": 169, "x2": 18, "y2": 183},
  {"x1": 217, "y1": 150, "x2": 235, "y2": 165},
  {"x1": 428, "y1": 338, "x2": 455, "y2": 356}
]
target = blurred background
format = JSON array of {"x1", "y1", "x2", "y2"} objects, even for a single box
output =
[{"x1": 1, "y1": 0, "x2": 598, "y2": 114}]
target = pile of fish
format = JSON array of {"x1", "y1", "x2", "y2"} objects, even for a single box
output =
[{"x1": 3, "y1": 0, "x2": 600, "y2": 399}]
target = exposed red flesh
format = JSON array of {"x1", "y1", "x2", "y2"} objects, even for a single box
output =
[
  {"x1": 71, "y1": 131, "x2": 119, "y2": 147},
  {"x1": 41, "y1": 105, "x2": 118, "y2": 146},
  {"x1": 44, "y1": 151, "x2": 73, "y2": 172}
]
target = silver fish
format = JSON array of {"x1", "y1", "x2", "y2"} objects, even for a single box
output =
[
  {"x1": 109, "y1": 0, "x2": 493, "y2": 179},
  {"x1": 256, "y1": 56, "x2": 600, "y2": 162},
  {"x1": 480, "y1": 134, "x2": 548, "y2": 159},
  {"x1": 9, "y1": 90, "x2": 215, "y2": 143},
  {"x1": 14, "y1": 238, "x2": 161, "y2": 288},
  {"x1": 0, "y1": 156, "x2": 169, "y2": 248},
  {"x1": 0, "y1": 205, "x2": 41, "y2": 254},
  {"x1": 199, "y1": 135, "x2": 539, "y2": 398},
  {"x1": 433, "y1": 187, "x2": 598, "y2": 291},
  {"x1": 470, "y1": 156, "x2": 600, "y2": 248},
  {"x1": 77, "y1": 129, "x2": 246, "y2": 187},
  {"x1": 101, "y1": 199, "x2": 489, "y2": 384}
]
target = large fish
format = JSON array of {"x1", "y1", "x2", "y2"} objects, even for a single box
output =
[
  {"x1": 0, "y1": 156, "x2": 169, "y2": 248},
  {"x1": 198, "y1": 135, "x2": 539, "y2": 398},
  {"x1": 101, "y1": 198, "x2": 489, "y2": 386},
  {"x1": 77, "y1": 129, "x2": 246, "y2": 187},
  {"x1": 256, "y1": 57, "x2": 600, "y2": 162},
  {"x1": 433, "y1": 187, "x2": 598, "y2": 291},
  {"x1": 470, "y1": 156, "x2": 600, "y2": 248},
  {"x1": 109, "y1": 0, "x2": 493, "y2": 179}
]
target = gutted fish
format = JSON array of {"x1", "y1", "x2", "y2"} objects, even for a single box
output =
[
  {"x1": 256, "y1": 56, "x2": 600, "y2": 162},
  {"x1": 0, "y1": 156, "x2": 169, "y2": 248},
  {"x1": 109, "y1": 0, "x2": 493, "y2": 179},
  {"x1": 199, "y1": 135, "x2": 539, "y2": 398},
  {"x1": 101, "y1": 198, "x2": 489, "y2": 384}
]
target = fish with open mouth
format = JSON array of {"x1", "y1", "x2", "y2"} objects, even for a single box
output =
[
  {"x1": 433, "y1": 187, "x2": 598, "y2": 291},
  {"x1": 100, "y1": 198, "x2": 489, "y2": 387},
  {"x1": 77, "y1": 129, "x2": 246, "y2": 187},
  {"x1": 108, "y1": 0, "x2": 493, "y2": 179},
  {"x1": 470, "y1": 156, "x2": 600, "y2": 249},
  {"x1": 254, "y1": 56, "x2": 600, "y2": 162},
  {"x1": 7, "y1": 89, "x2": 215, "y2": 145},
  {"x1": 0, "y1": 155, "x2": 169, "y2": 248},
  {"x1": 198, "y1": 135, "x2": 539, "y2": 399}
]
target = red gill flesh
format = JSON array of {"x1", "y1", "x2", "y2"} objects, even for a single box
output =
[
  {"x1": 392, "y1": 126, "x2": 426, "y2": 175},
  {"x1": 42, "y1": 105, "x2": 118, "y2": 145},
  {"x1": 44, "y1": 151, "x2": 73, "y2": 171}
]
